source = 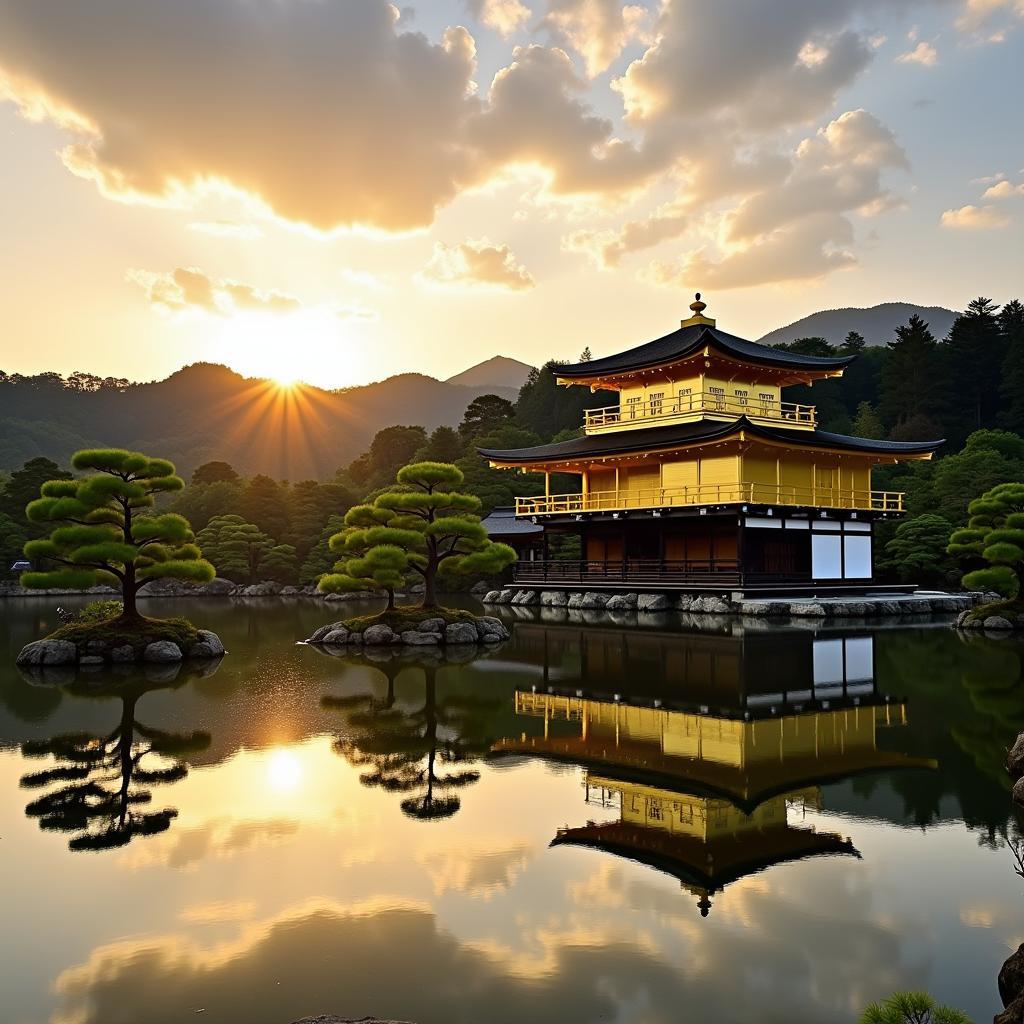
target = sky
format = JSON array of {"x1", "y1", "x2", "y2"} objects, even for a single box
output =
[{"x1": 0, "y1": 0, "x2": 1022, "y2": 389}]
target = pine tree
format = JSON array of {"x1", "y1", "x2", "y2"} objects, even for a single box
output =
[
  {"x1": 999, "y1": 298, "x2": 1024, "y2": 432},
  {"x1": 22, "y1": 449, "x2": 213, "y2": 619},
  {"x1": 840, "y1": 331, "x2": 866, "y2": 354},
  {"x1": 852, "y1": 401, "x2": 885, "y2": 439},
  {"x1": 241, "y1": 474, "x2": 291, "y2": 540},
  {"x1": 879, "y1": 315, "x2": 943, "y2": 432},
  {"x1": 945, "y1": 296, "x2": 1003, "y2": 442},
  {"x1": 196, "y1": 514, "x2": 296, "y2": 583}
]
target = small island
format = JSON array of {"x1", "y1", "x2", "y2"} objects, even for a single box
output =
[
  {"x1": 15, "y1": 448, "x2": 226, "y2": 670},
  {"x1": 304, "y1": 461, "x2": 513, "y2": 647}
]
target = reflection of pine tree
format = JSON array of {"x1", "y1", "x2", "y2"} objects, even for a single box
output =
[
  {"x1": 20, "y1": 682, "x2": 210, "y2": 851},
  {"x1": 326, "y1": 660, "x2": 496, "y2": 820}
]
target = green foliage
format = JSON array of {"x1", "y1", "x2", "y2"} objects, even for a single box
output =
[
  {"x1": 879, "y1": 315, "x2": 945, "y2": 432},
  {"x1": 859, "y1": 991, "x2": 971, "y2": 1024},
  {"x1": 19, "y1": 448, "x2": 214, "y2": 615},
  {"x1": 414, "y1": 425, "x2": 466, "y2": 463},
  {"x1": 948, "y1": 481, "x2": 1024, "y2": 597},
  {"x1": 195, "y1": 514, "x2": 297, "y2": 584},
  {"x1": 514, "y1": 361, "x2": 613, "y2": 440},
  {"x1": 241, "y1": 474, "x2": 290, "y2": 540},
  {"x1": 852, "y1": 401, "x2": 885, "y2": 440},
  {"x1": 319, "y1": 461, "x2": 515, "y2": 608},
  {"x1": 75, "y1": 599, "x2": 124, "y2": 624},
  {"x1": 880, "y1": 514, "x2": 954, "y2": 585},
  {"x1": 459, "y1": 394, "x2": 515, "y2": 438},
  {"x1": 299, "y1": 514, "x2": 346, "y2": 584},
  {"x1": 191, "y1": 460, "x2": 240, "y2": 486},
  {"x1": 347, "y1": 425, "x2": 429, "y2": 494},
  {"x1": 945, "y1": 296, "x2": 1004, "y2": 447}
]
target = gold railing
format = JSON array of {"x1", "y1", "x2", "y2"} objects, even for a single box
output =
[
  {"x1": 516, "y1": 482, "x2": 903, "y2": 516},
  {"x1": 584, "y1": 393, "x2": 816, "y2": 432}
]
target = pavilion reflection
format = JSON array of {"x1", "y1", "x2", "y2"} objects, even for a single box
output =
[{"x1": 494, "y1": 628, "x2": 936, "y2": 914}]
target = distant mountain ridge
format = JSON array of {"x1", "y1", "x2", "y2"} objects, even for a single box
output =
[
  {"x1": 757, "y1": 302, "x2": 959, "y2": 348},
  {"x1": 445, "y1": 355, "x2": 534, "y2": 391}
]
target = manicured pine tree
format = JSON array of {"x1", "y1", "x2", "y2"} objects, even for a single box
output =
[
  {"x1": 319, "y1": 462, "x2": 516, "y2": 609},
  {"x1": 22, "y1": 449, "x2": 214, "y2": 621},
  {"x1": 947, "y1": 482, "x2": 1024, "y2": 598}
]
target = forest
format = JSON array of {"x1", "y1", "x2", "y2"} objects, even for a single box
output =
[{"x1": 1, "y1": 296, "x2": 1021, "y2": 588}]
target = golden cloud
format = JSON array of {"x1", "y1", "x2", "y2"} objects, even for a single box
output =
[
  {"x1": 420, "y1": 239, "x2": 536, "y2": 291},
  {"x1": 128, "y1": 267, "x2": 300, "y2": 316}
]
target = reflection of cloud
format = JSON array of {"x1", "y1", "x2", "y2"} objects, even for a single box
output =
[
  {"x1": 180, "y1": 901, "x2": 256, "y2": 925},
  {"x1": 52, "y1": 881, "x2": 925, "y2": 1024},
  {"x1": 121, "y1": 817, "x2": 300, "y2": 870},
  {"x1": 418, "y1": 839, "x2": 533, "y2": 897}
]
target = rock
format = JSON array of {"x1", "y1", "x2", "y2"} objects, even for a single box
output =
[
  {"x1": 15, "y1": 639, "x2": 78, "y2": 667},
  {"x1": 497, "y1": 590, "x2": 515, "y2": 604},
  {"x1": 195, "y1": 630, "x2": 225, "y2": 656},
  {"x1": 470, "y1": 581, "x2": 490, "y2": 595},
  {"x1": 186, "y1": 641, "x2": 217, "y2": 658},
  {"x1": 482, "y1": 590, "x2": 502, "y2": 604},
  {"x1": 279, "y1": 585, "x2": 299, "y2": 596},
  {"x1": 690, "y1": 595, "x2": 731, "y2": 615},
  {"x1": 322, "y1": 628, "x2": 350, "y2": 644},
  {"x1": 203, "y1": 577, "x2": 236, "y2": 596},
  {"x1": 143, "y1": 641, "x2": 183, "y2": 663},
  {"x1": 110, "y1": 644, "x2": 136, "y2": 662},
  {"x1": 995, "y1": 996, "x2": 1024, "y2": 1024},
  {"x1": 606, "y1": 593, "x2": 637, "y2": 611},
  {"x1": 567, "y1": 592, "x2": 586, "y2": 609},
  {"x1": 955, "y1": 609, "x2": 971, "y2": 627},
  {"x1": 539, "y1": 591, "x2": 565, "y2": 606},
  {"x1": 348, "y1": 632, "x2": 363, "y2": 644},
  {"x1": 789, "y1": 602, "x2": 827, "y2": 617},
  {"x1": 400, "y1": 630, "x2": 440, "y2": 645},
  {"x1": 1000, "y1": 943, "x2": 1024, "y2": 1011},
  {"x1": 675, "y1": 595, "x2": 693, "y2": 611},
  {"x1": 580, "y1": 592, "x2": 609, "y2": 609},
  {"x1": 985, "y1": 616, "x2": 1014, "y2": 630},
  {"x1": 445, "y1": 622, "x2": 479, "y2": 645},
  {"x1": 363, "y1": 624, "x2": 396, "y2": 646},
  {"x1": 930, "y1": 596, "x2": 961, "y2": 613},
  {"x1": 291, "y1": 1016, "x2": 414, "y2": 1024},
  {"x1": 418, "y1": 617, "x2": 446, "y2": 634},
  {"x1": 636, "y1": 593, "x2": 669, "y2": 612},
  {"x1": 474, "y1": 616, "x2": 509, "y2": 640},
  {"x1": 1010, "y1": 734, "x2": 1024, "y2": 783},
  {"x1": 79, "y1": 655, "x2": 105, "y2": 666},
  {"x1": 309, "y1": 623, "x2": 340, "y2": 642},
  {"x1": 513, "y1": 590, "x2": 538, "y2": 606}
]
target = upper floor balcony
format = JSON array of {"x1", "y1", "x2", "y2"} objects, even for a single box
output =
[{"x1": 584, "y1": 392, "x2": 816, "y2": 434}]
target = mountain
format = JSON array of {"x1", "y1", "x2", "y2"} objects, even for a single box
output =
[
  {"x1": 756, "y1": 302, "x2": 959, "y2": 348},
  {"x1": 0, "y1": 363, "x2": 520, "y2": 481},
  {"x1": 445, "y1": 355, "x2": 534, "y2": 392}
]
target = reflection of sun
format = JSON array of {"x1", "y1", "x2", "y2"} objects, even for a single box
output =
[{"x1": 266, "y1": 749, "x2": 303, "y2": 792}]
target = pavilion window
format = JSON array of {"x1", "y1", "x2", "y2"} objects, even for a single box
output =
[
  {"x1": 626, "y1": 396, "x2": 641, "y2": 420},
  {"x1": 649, "y1": 391, "x2": 665, "y2": 416},
  {"x1": 758, "y1": 392, "x2": 774, "y2": 415},
  {"x1": 709, "y1": 385, "x2": 726, "y2": 411},
  {"x1": 734, "y1": 388, "x2": 748, "y2": 409},
  {"x1": 677, "y1": 386, "x2": 693, "y2": 411}
]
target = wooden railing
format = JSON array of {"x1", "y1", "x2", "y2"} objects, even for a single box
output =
[
  {"x1": 584, "y1": 392, "x2": 816, "y2": 431},
  {"x1": 516, "y1": 483, "x2": 904, "y2": 516}
]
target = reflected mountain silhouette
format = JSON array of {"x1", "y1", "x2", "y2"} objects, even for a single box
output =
[{"x1": 19, "y1": 671, "x2": 213, "y2": 851}]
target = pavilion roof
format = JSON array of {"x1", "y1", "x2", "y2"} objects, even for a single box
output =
[{"x1": 478, "y1": 416, "x2": 944, "y2": 465}]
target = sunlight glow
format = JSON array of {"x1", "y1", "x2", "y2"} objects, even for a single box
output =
[{"x1": 266, "y1": 748, "x2": 304, "y2": 793}]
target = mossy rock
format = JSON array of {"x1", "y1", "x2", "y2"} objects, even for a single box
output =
[
  {"x1": 46, "y1": 615, "x2": 201, "y2": 655},
  {"x1": 339, "y1": 606, "x2": 479, "y2": 633}
]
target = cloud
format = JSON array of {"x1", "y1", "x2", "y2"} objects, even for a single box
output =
[
  {"x1": 128, "y1": 267, "x2": 301, "y2": 316},
  {"x1": 179, "y1": 901, "x2": 256, "y2": 925},
  {"x1": 897, "y1": 40, "x2": 939, "y2": 64},
  {"x1": 420, "y1": 240, "x2": 536, "y2": 290},
  {"x1": 469, "y1": 0, "x2": 533, "y2": 36},
  {"x1": 983, "y1": 179, "x2": 1024, "y2": 198},
  {"x1": 940, "y1": 203, "x2": 1011, "y2": 228},
  {"x1": 642, "y1": 109, "x2": 907, "y2": 289},
  {"x1": 540, "y1": 0, "x2": 651, "y2": 77},
  {"x1": 956, "y1": 0, "x2": 1024, "y2": 34}
]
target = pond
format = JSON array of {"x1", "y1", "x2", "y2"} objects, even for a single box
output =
[{"x1": 1, "y1": 596, "x2": 1022, "y2": 1024}]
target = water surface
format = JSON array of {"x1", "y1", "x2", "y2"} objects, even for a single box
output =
[{"x1": 2, "y1": 596, "x2": 1022, "y2": 1023}]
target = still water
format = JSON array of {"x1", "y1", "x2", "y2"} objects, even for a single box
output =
[{"x1": 2, "y1": 596, "x2": 1023, "y2": 1024}]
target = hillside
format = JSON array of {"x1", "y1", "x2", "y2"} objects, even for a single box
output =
[
  {"x1": 445, "y1": 355, "x2": 534, "y2": 391},
  {"x1": 0, "y1": 363, "x2": 519, "y2": 480},
  {"x1": 757, "y1": 302, "x2": 958, "y2": 348}
]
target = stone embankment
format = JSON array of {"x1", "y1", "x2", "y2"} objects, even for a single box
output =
[
  {"x1": 1001, "y1": 740, "x2": 1024, "y2": 1023},
  {"x1": 16, "y1": 629, "x2": 226, "y2": 669},
  {"x1": 483, "y1": 588, "x2": 982, "y2": 619},
  {"x1": 305, "y1": 616, "x2": 510, "y2": 648}
]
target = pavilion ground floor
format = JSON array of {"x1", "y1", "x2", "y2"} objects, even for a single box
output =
[{"x1": 511, "y1": 506, "x2": 903, "y2": 596}]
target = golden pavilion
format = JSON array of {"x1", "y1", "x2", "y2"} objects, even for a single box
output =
[
  {"x1": 479, "y1": 294, "x2": 942, "y2": 593},
  {"x1": 494, "y1": 641, "x2": 935, "y2": 914}
]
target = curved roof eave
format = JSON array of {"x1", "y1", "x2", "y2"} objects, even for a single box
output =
[
  {"x1": 477, "y1": 417, "x2": 944, "y2": 464},
  {"x1": 557, "y1": 325, "x2": 855, "y2": 379}
]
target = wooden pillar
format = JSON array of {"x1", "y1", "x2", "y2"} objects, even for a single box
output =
[{"x1": 544, "y1": 470, "x2": 550, "y2": 497}]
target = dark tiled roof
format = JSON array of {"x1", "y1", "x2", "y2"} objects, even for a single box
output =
[
  {"x1": 478, "y1": 417, "x2": 943, "y2": 464},
  {"x1": 558, "y1": 324, "x2": 854, "y2": 378},
  {"x1": 480, "y1": 506, "x2": 544, "y2": 536}
]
